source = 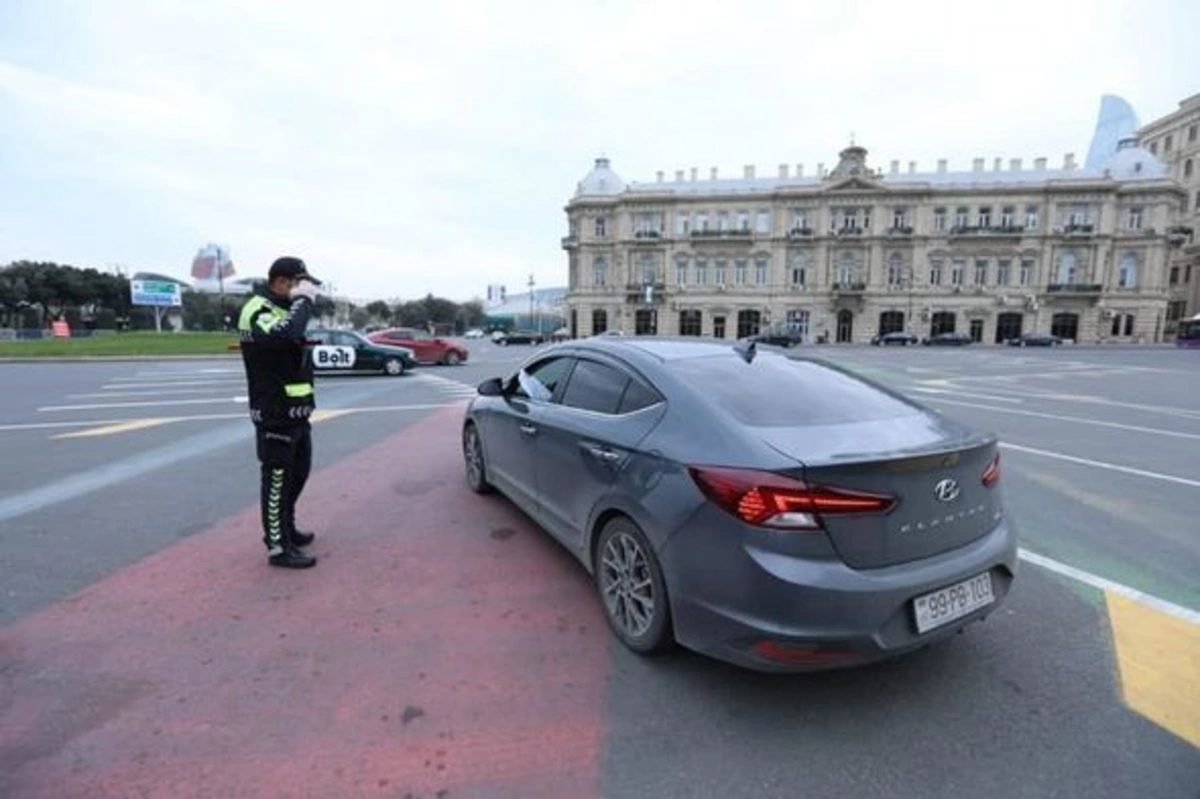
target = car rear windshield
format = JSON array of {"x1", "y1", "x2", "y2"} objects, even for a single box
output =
[{"x1": 669, "y1": 355, "x2": 919, "y2": 426}]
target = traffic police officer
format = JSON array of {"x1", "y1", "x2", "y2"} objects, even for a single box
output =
[{"x1": 237, "y1": 256, "x2": 322, "y2": 569}]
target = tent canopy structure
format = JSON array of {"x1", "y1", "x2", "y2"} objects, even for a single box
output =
[{"x1": 483, "y1": 287, "x2": 567, "y2": 333}]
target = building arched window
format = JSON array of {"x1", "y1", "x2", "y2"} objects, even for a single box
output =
[
  {"x1": 1118, "y1": 252, "x2": 1139, "y2": 289},
  {"x1": 887, "y1": 253, "x2": 904, "y2": 286},
  {"x1": 593, "y1": 257, "x2": 609, "y2": 287},
  {"x1": 1055, "y1": 251, "x2": 1077, "y2": 285}
]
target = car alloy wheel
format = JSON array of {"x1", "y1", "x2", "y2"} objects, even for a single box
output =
[
  {"x1": 595, "y1": 518, "x2": 673, "y2": 654},
  {"x1": 463, "y1": 423, "x2": 492, "y2": 494},
  {"x1": 444, "y1": 351, "x2": 461, "y2": 366},
  {"x1": 384, "y1": 358, "x2": 404, "y2": 376}
]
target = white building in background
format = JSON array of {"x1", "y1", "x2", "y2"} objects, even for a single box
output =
[
  {"x1": 562, "y1": 100, "x2": 1186, "y2": 344},
  {"x1": 1138, "y1": 93, "x2": 1200, "y2": 332}
]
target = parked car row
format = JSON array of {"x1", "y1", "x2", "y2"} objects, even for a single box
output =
[
  {"x1": 299, "y1": 326, "x2": 480, "y2": 377},
  {"x1": 865, "y1": 331, "x2": 1069, "y2": 347}
]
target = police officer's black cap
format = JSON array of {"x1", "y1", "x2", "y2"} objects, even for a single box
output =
[{"x1": 268, "y1": 256, "x2": 322, "y2": 286}]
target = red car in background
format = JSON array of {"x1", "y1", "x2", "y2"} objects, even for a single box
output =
[{"x1": 367, "y1": 327, "x2": 469, "y2": 365}]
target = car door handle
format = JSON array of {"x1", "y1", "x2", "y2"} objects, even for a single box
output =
[
  {"x1": 519, "y1": 424, "x2": 538, "y2": 437},
  {"x1": 582, "y1": 443, "x2": 622, "y2": 463}
]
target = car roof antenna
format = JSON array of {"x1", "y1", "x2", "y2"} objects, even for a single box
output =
[{"x1": 733, "y1": 338, "x2": 756, "y2": 364}]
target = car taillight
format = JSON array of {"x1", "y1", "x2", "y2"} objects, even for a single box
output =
[
  {"x1": 982, "y1": 453, "x2": 1001, "y2": 488},
  {"x1": 687, "y1": 466, "x2": 895, "y2": 530}
]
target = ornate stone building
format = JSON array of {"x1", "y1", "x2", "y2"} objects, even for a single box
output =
[
  {"x1": 562, "y1": 141, "x2": 1185, "y2": 344},
  {"x1": 1138, "y1": 92, "x2": 1200, "y2": 332}
]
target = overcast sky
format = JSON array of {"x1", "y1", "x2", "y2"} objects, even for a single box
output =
[{"x1": 1, "y1": 0, "x2": 1198, "y2": 302}]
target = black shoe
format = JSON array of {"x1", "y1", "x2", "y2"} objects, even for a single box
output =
[
  {"x1": 290, "y1": 529, "x2": 316, "y2": 548},
  {"x1": 268, "y1": 546, "x2": 317, "y2": 569}
]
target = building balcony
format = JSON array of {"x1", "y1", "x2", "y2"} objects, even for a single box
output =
[
  {"x1": 631, "y1": 230, "x2": 666, "y2": 245},
  {"x1": 834, "y1": 227, "x2": 866, "y2": 238},
  {"x1": 949, "y1": 225, "x2": 1025, "y2": 238},
  {"x1": 561, "y1": 235, "x2": 579, "y2": 250},
  {"x1": 832, "y1": 282, "x2": 867, "y2": 294},
  {"x1": 787, "y1": 227, "x2": 815, "y2": 239},
  {"x1": 1045, "y1": 283, "x2": 1104, "y2": 295},
  {"x1": 886, "y1": 225, "x2": 914, "y2": 237},
  {"x1": 625, "y1": 282, "x2": 667, "y2": 303},
  {"x1": 690, "y1": 229, "x2": 754, "y2": 242},
  {"x1": 1051, "y1": 223, "x2": 1096, "y2": 238},
  {"x1": 1167, "y1": 225, "x2": 1194, "y2": 247}
]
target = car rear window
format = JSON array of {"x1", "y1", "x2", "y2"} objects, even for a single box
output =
[
  {"x1": 670, "y1": 355, "x2": 918, "y2": 426},
  {"x1": 561, "y1": 360, "x2": 627, "y2": 414}
]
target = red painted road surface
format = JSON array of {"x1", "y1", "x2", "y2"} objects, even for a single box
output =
[{"x1": 0, "y1": 405, "x2": 610, "y2": 799}]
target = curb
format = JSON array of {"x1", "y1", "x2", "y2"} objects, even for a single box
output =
[{"x1": 0, "y1": 355, "x2": 241, "y2": 363}]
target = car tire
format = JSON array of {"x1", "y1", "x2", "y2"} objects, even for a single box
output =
[
  {"x1": 383, "y1": 357, "x2": 405, "y2": 376},
  {"x1": 444, "y1": 351, "x2": 461, "y2": 366},
  {"x1": 462, "y1": 423, "x2": 493, "y2": 494},
  {"x1": 594, "y1": 516, "x2": 674, "y2": 655},
  {"x1": 500, "y1": 338, "x2": 509, "y2": 347}
]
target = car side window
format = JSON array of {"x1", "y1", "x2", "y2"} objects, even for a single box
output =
[
  {"x1": 617, "y1": 378, "x2": 663, "y2": 414},
  {"x1": 331, "y1": 332, "x2": 355, "y2": 346},
  {"x1": 560, "y1": 359, "x2": 630, "y2": 415},
  {"x1": 512, "y1": 357, "x2": 574, "y2": 402}
]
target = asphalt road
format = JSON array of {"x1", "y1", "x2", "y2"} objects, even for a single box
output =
[{"x1": 0, "y1": 340, "x2": 1197, "y2": 798}]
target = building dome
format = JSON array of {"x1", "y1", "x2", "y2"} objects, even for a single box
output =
[
  {"x1": 575, "y1": 156, "x2": 625, "y2": 197},
  {"x1": 1103, "y1": 136, "x2": 1169, "y2": 180}
]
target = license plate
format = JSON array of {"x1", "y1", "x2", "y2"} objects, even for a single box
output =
[{"x1": 913, "y1": 572, "x2": 995, "y2": 634}]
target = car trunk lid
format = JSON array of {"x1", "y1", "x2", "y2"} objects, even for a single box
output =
[{"x1": 761, "y1": 419, "x2": 1001, "y2": 569}]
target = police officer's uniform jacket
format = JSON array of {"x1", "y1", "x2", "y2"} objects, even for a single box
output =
[{"x1": 237, "y1": 285, "x2": 315, "y2": 426}]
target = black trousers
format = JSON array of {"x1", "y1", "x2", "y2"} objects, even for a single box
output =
[{"x1": 255, "y1": 422, "x2": 312, "y2": 551}]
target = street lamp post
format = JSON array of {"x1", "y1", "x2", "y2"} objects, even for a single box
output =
[
  {"x1": 905, "y1": 266, "x2": 915, "y2": 333},
  {"x1": 527, "y1": 274, "x2": 536, "y2": 333}
]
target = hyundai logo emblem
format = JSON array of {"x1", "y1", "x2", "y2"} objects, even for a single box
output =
[{"x1": 934, "y1": 478, "x2": 961, "y2": 503}]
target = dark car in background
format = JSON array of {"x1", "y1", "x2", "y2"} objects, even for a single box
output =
[
  {"x1": 922, "y1": 332, "x2": 974, "y2": 346},
  {"x1": 871, "y1": 331, "x2": 919, "y2": 346},
  {"x1": 461, "y1": 337, "x2": 1017, "y2": 672},
  {"x1": 306, "y1": 328, "x2": 417, "y2": 376},
  {"x1": 750, "y1": 326, "x2": 804, "y2": 348},
  {"x1": 1006, "y1": 333, "x2": 1065, "y2": 347},
  {"x1": 368, "y1": 327, "x2": 469, "y2": 365},
  {"x1": 494, "y1": 329, "x2": 546, "y2": 346}
]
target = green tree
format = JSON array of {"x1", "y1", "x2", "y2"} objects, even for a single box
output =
[{"x1": 365, "y1": 300, "x2": 392, "y2": 323}]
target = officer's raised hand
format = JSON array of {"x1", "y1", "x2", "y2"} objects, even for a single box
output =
[{"x1": 290, "y1": 279, "x2": 319, "y2": 303}]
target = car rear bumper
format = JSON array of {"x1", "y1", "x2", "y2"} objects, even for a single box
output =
[{"x1": 661, "y1": 514, "x2": 1019, "y2": 672}]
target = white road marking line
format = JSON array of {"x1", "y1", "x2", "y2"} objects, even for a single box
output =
[
  {"x1": 39, "y1": 397, "x2": 249, "y2": 412},
  {"x1": 921, "y1": 383, "x2": 1200, "y2": 419},
  {"x1": 70, "y1": 387, "x2": 253, "y2": 399},
  {"x1": 0, "y1": 403, "x2": 461, "y2": 433},
  {"x1": 131, "y1": 368, "x2": 240, "y2": 376},
  {"x1": 102, "y1": 379, "x2": 244, "y2": 390},
  {"x1": 1018, "y1": 549, "x2": 1200, "y2": 625},
  {"x1": 926, "y1": 398, "x2": 1200, "y2": 441},
  {"x1": 908, "y1": 387, "x2": 1023, "y2": 403},
  {"x1": 933, "y1": 368, "x2": 1145, "y2": 383},
  {"x1": 999, "y1": 442, "x2": 1200, "y2": 489}
]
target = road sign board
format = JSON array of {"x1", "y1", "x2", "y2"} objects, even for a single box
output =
[{"x1": 130, "y1": 280, "x2": 182, "y2": 308}]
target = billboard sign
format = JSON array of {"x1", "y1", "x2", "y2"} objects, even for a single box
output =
[{"x1": 131, "y1": 279, "x2": 183, "y2": 308}]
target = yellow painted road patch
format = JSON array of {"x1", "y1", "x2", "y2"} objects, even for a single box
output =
[
  {"x1": 1107, "y1": 590, "x2": 1200, "y2": 748},
  {"x1": 52, "y1": 418, "x2": 175, "y2": 439},
  {"x1": 310, "y1": 409, "x2": 354, "y2": 423}
]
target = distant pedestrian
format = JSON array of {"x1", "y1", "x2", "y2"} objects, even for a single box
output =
[{"x1": 236, "y1": 256, "x2": 323, "y2": 569}]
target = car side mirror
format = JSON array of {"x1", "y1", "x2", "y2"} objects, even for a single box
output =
[{"x1": 477, "y1": 377, "x2": 504, "y2": 397}]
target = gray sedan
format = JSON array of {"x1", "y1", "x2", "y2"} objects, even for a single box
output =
[{"x1": 461, "y1": 337, "x2": 1019, "y2": 672}]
